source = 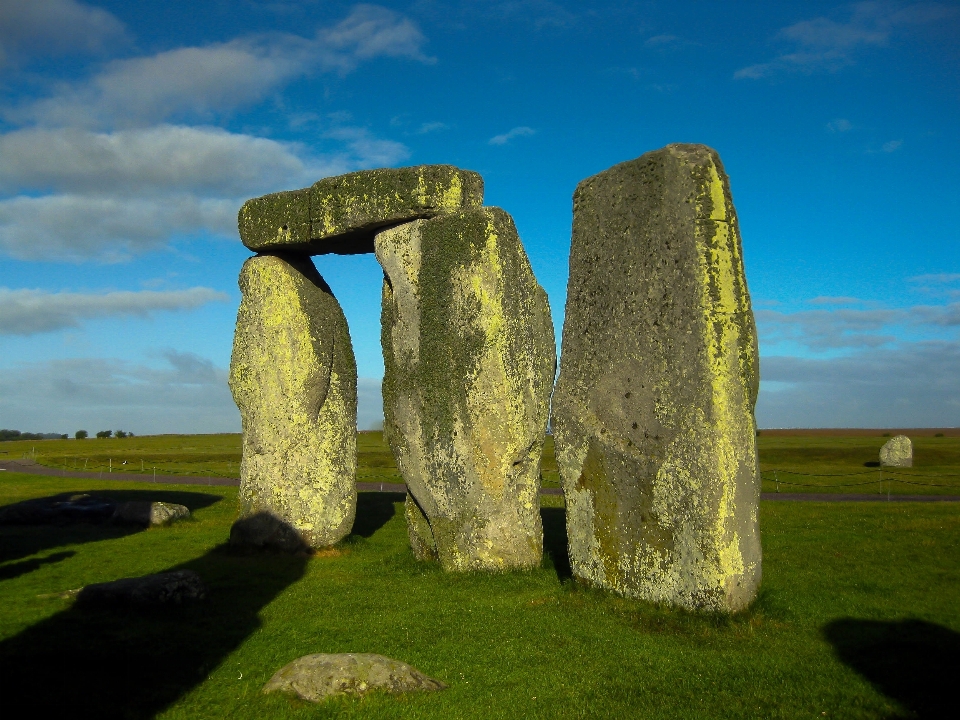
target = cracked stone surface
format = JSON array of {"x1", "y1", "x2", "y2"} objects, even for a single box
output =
[
  {"x1": 552, "y1": 144, "x2": 762, "y2": 612},
  {"x1": 880, "y1": 435, "x2": 913, "y2": 467},
  {"x1": 376, "y1": 207, "x2": 555, "y2": 571}
]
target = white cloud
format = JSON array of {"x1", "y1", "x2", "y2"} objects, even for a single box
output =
[
  {"x1": 882, "y1": 139, "x2": 903, "y2": 152},
  {"x1": 735, "y1": 2, "x2": 957, "y2": 79},
  {"x1": 0, "y1": 0, "x2": 127, "y2": 66},
  {"x1": 0, "y1": 353, "x2": 384, "y2": 434},
  {"x1": 756, "y1": 340, "x2": 960, "y2": 428},
  {"x1": 0, "y1": 287, "x2": 229, "y2": 335},
  {"x1": 489, "y1": 126, "x2": 536, "y2": 145},
  {"x1": 0, "y1": 193, "x2": 239, "y2": 261},
  {"x1": 8, "y1": 4, "x2": 432, "y2": 128},
  {"x1": 416, "y1": 121, "x2": 449, "y2": 134},
  {"x1": 826, "y1": 118, "x2": 853, "y2": 132},
  {"x1": 0, "y1": 352, "x2": 240, "y2": 435}
]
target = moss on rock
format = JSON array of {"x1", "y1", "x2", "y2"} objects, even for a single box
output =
[
  {"x1": 551, "y1": 144, "x2": 761, "y2": 611},
  {"x1": 228, "y1": 253, "x2": 357, "y2": 548},
  {"x1": 376, "y1": 208, "x2": 555, "y2": 571},
  {"x1": 239, "y1": 165, "x2": 483, "y2": 255}
]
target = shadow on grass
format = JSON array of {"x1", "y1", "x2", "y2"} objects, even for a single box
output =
[
  {"x1": 0, "y1": 490, "x2": 222, "y2": 565},
  {"x1": 350, "y1": 491, "x2": 405, "y2": 538},
  {"x1": 0, "y1": 540, "x2": 306, "y2": 717},
  {"x1": 0, "y1": 550, "x2": 76, "y2": 581},
  {"x1": 541, "y1": 506, "x2": 571, "y2": 580},
  {"x1": 823, "y1": 618, "x2": 960, "y2": 719}
]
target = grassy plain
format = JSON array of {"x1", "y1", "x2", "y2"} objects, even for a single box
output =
[
  {"x1": 5, "y1": 429, "x2": 960, "y2": 495},
  {"x1": 0, "y1": 468, "x2": 957, "y2": 718}
]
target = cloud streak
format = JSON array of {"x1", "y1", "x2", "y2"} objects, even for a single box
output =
[
  {"x1": 735, "y1": 2, "x2": 957, "y2": 79},
  {"x1": 489, "y1": 126, "x2": 536, "y2": 145},
  {"x1": 0, "y1": 287, "x2": 228, "y2": 335}
]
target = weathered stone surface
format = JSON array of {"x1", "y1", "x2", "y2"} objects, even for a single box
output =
[
  {"x1": 880, "y1": 435, "x2": 912, "y2": 467},
  {"x1": 229, "y1": 511, "x2": 310, "y2": 553},
  {"x1": 229, "y1": 253, "x2": 357, "y2": 549},
  {"x1": 376, "y1": 208, "x2": 556, "y2": 571},
  {"x1": 551, "y1": 144, "x2": 761, "y2": 612},
  {"x1": 76, "y1": 570, "x2": 207, "y2": 606},
  {"x1": 239, "y1": 165, "x2": 483, "y2": 254},
  {"x1": 263, "y1": 653, "x2": 446, "y2": 701},
  {"x1": 112, "y1": 501, "x2": 190, "y2": 527}
]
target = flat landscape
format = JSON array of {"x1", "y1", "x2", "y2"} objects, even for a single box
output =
[{"x1": 0, "y1": 431, "x2": 957, "y2": 718}]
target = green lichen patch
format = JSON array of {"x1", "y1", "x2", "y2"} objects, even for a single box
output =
[
  {"x1": 376, "y1": 208, "x2": 555, "y2": 571},
  {"x1": 229, "y1": 253, "x2": 358, "y2": 548},
  {"x1": 239, "y1": 165, "x2": 483, "y2": 254},
  {"x1": 553, "y1": 144, "x2": 761, "y2": 611}
]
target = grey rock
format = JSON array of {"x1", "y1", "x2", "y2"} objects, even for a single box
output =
[
  {"x1": 880, "y1": 435, "x2": 912, "y2": 467},
  {"x1": 262, "y1": 653, "x2": 446, "y2": 701},
  {"x1": 229, "y1": 511, "x2": 309, "y2": 553},
  {"x1": 229, "y1": 253, "x2": 357, "y2": 549},
  {"x1": 239, "y1": 165, "x2": 483, "y2": 255},
  {"x1": 376, "y1": 208, "x2": 555, "y2": 571},
  {"x1": 551, "y1": 144, "x2": 762, "y2": 612},
  {"x1": 112, "y1": 501, "x2": 190, "y2": 527},
  {"x1": 0, "y1": 493, "x2": 115, "y2": 525},
  {"x1": 76, "y1": 570, "x2": 207, "y2": 606}
]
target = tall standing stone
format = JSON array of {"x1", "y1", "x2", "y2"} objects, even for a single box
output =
[
  {"x1": 376, "y1": 208, "x2": 556, "y2": 571},
  {"x1": 552, "y1": 144, "x2": 761, "y2": 611},
  {"x1": 229, "y1": 253, "x2": 357, "y2": 548}
]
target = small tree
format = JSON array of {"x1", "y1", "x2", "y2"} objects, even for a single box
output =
[
  {"x1": 115, "y1": 430, "x2": 127, "y2": 439},
  {"x1": 96, "y1": 430, "x2": 112, "y2": 439},
  {"x1": 75, "y1": 430, "x2": 88, "y2": 439}
]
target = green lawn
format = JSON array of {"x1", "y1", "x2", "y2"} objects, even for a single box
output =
[
  {"x1": 6, "y1": 429, "x2": 959, "y2": 495},
  {"x1": 0, "y1": 470, "x2": 957, "y2": 718}
]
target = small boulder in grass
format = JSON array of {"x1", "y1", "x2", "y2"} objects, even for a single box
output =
[
  {"x1": 262, "y1": 653, "x2": 447, "y2": 701},
  {"x1": 112, "y1": 501, "x2": 190, "y2": 527},
  {"x1": 75, "y1": 570, "x2": 207, "y2": 607}
]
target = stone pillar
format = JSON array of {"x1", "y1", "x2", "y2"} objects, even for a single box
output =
[
  {"x1": 229, "y1": 253, "x2": 357, "y2": 549},
  {"x1": 376, "y1": 208, "x2": 556, "y2": 571},
  {"x1": 552, "y1": 144, "x2": 761, "y2": 611}
]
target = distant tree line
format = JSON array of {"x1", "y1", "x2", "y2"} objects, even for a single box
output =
[{"x1": 0, "y1": 429, "x2": 68, "y2": 441}]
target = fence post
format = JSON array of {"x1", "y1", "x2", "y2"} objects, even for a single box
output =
[{"x1": 775, "y1": 470, "x2": 780, "y2": 494}]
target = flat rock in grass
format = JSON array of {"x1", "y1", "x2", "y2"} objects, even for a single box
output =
[
  {"x1": 76, "y1": 570, "x2": 207, "y2": 606},
  {"x1": 376, "y1": 208, "x2": 555, "y2": 572},
  {"x1": 263, "y1": 653, "x2": 446, "y2": 701},
  {"x1": 112, "y1": 501, "x2": 190, "y2": 527},
  {"x1": 880, "y1": 435, "x2": 912, "y2": 467},
  {"x1": 239, "y1": 165, "x2": 483, "y2": 255},
  {"x1": 229, "y1": 253, "x2": 357, "y2": 549},
  {"x1": 551, "y1": 144, "x2": 762, "y2": 612}
]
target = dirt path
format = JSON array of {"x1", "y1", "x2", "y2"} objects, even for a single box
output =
[{"x1": 3, "y1": 458, "x2": 958, "y2": 501}]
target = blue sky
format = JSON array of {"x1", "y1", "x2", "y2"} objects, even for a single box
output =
[{"x1": 1, "y1": 0, "x2": 958, "y2": 434}]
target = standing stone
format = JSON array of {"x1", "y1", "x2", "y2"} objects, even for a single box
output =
[
  {"x1": 880, "y1": 435, "x2": 912, "y2": 467},
  {"x1": 376, "y1": 207, "x2": 556, "y2": 571},
  {"x1": 229, "y1": 253, "x2": 357, "y2": 549},
  {"x1": 552, "y1": 144, "x2": 761, "y2": 612},
  {"x1": 238, "y1": 165, "x2": 484, "y2": 255}
]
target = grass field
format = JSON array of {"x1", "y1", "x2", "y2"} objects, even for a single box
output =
[
  {"x1": 4, "y1": 429, "x2": 960, "y2": 495},
  {"x1": 0, "y1": 468, "x2": 957, "y2": 718}
]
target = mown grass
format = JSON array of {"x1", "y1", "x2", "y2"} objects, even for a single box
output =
[
  {"x1": 0, "y1": 469, "x2": 958, "y2": 718},
  {"x1": 6, "y1": 430, "x2": 960, "y2": 495}
]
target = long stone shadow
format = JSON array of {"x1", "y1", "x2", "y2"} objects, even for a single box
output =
[
  {"x1": 0, "y1": 539, "x2": 307, "y2": 717},
  {"x1": 0, "y1": 489, "x2": 223, "y2": 565},
  {"x1": 541, "y1": 506, "x2": 571, "y2": 580},
  {"x1": 823, "y1": 618, "x2": 960, "y2": 719},
  {"x1": 350, "y1": 491, "x2": 405, "y2": 538}
]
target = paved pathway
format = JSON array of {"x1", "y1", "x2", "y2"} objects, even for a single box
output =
[{"x1": 2, "y1": 458, "x2": 958, "y2": 501}]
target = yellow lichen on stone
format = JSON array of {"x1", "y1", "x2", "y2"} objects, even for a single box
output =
[{"x1": 229, "y1": 253, "x2": 357, "y2": 549}]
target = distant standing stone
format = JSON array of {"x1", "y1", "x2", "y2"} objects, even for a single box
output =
[
  {"x1": 229, "y1": 253, "x2": 357, "y2": 549},
  {"x1": 263, "y1": 653, "x2": 446, "y2": 701},
  {"x1": 376, "y1": 208, "x2": 556, "y2": 571},
  {"x1": 552, "y1": 144, "x2": 762, "y2": 612},
  {"x1": 880, "y1": 435, "x2": 913, "y2": 468},
  {"x1": 76, "y1": 570, "x2": 207, "y2": 606},
  {"x1": 238, "y1": 165, "x2": 484, "y2": 255}
]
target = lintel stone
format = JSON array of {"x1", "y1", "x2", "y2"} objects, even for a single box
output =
[{"x1": 239, "y1": 165, "x2": 483, "y2": 255}]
